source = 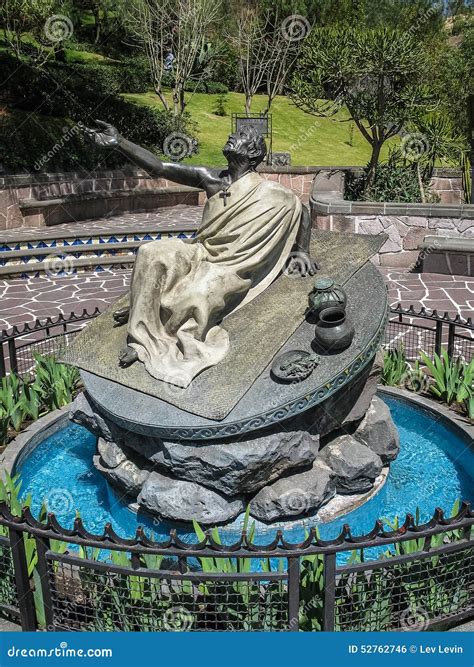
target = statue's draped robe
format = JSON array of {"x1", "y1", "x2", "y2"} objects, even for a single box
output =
[{"x1": 127, "y1": 171, "x2": 302, "y2": 387}]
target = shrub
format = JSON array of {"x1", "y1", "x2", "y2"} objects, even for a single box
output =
[
  {"x1": 420, "y1": 350, "x2": 473, "y2": 418},
  {"x1": 0, "y1": 54, "x2": 197, "y2": 172},
  {"x1": 0, "y1": 356, "x2": 80, "y2": 447},
  {"x1": 213, "y1": 93, "x2": 228, "y2": 117},
  {"x1": 346, "y1": 151, "x2": 436, "y2": 203}
]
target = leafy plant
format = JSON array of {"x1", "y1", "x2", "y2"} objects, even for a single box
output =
[
  {"x1": 420, "y1": 349, "x2": 472, "y2": 407},
  {"x1": 212, "y1": 92, "x2": 228, "y2": 117},
  {"x1": 0, "y1": 354, "x2": 81, "y2": 447},
  {"x1": 33, "y1": 353, "x2": 80, "y2": 411},
  {"x1": 381, "y1": 345, "x2": 409, "y2": 386}
]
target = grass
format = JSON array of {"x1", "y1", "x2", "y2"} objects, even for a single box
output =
[{"x1": 124, "y1": 90, "x2": 393, "y2": 167}]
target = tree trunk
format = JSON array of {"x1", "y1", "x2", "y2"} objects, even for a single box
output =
[
  {"x1": 245, "y1": 94, "x2": 252, "y2": 115},
  {"x1": 154, "y1": 87, "x2": 169, "y2": 112},
  {"x1": 364, "y1": 141, "x2": 382, "y2": 194},
  {"x1": 93, "y1": 11, "x2": 101, "y2": 44},
  {"x1": 417, "y1": 163, "x2": 426, "y2": 203}
]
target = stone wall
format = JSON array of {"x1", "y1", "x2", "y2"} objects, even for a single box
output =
[
  {"x1": 0, "y1": 166, "x2": 465, "y2": 231},
  {"x1": 310, "y1": 169, "x2": 473, "y2": 269},
  {"x1": 321, "y1": 214, "x2": 473, "y2": 268}
]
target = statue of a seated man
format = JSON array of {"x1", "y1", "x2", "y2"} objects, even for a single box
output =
[{"x1": 86, "y1": 121, "x2": 318, "y2": 388}]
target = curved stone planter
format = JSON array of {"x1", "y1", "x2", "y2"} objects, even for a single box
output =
[
  {"x1": 378, "y1": 386, "x2": 474, "y2": 444},
  {"x1": 0, "y1": 406, "x2": 70, "y2": 478}
]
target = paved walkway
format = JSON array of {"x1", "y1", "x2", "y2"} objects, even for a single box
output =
[
  {"x1": 0, "y1": 269, "x2": 472, "y2": 332},
  {"x1": 0, "y1": 207, "x2": 472, "y2": 330}
]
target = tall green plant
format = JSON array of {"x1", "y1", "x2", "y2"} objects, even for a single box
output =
[
  {"x1": 420, "y1": 349, "x2": 472, "y2": 406},
  {"x1": 381, "y1": 346, "x2": 409, "y2": 386}
]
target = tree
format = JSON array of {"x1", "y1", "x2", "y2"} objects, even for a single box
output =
[
  {"x1": 0, "y1": 0, "x2": 60, "y2": 60},
  {"x1": 229, "y1": 6, "x2": 301, "y2": 115},
  {"x1": 290, "y1": 27, "x2": 435, "y2": 191},
  {"x1": 126, "y1": 0, "x2": 222, "y2": 115},
  {"x1": 73, "y1": 0, "x2": 115, "y2": 44}
]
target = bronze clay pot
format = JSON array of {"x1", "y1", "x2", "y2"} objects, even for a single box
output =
[
  {"x1": 308, "y1": 277, "x2": 347, "y2": 319},
  {"x1": 313, "y1": 307, "x2": 354, "y2": 352}
]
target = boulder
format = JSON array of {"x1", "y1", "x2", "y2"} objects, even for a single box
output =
[
  {"x1": 138, "y1": 471, "x2": 244, "y2": 525},
  {"x1": 97, "y1": 437, "x2": 127, "y2": 469},
  {"x1": 71, "y1": 392, "x2": 164, "y2": 457},
  {"x1": 354, "y1": 396, "x2": 400, "y2": 463},
  {"x1": 70, "y1": 393, "x2": 114, "y2": 441},
  {"x1": 249, "y1": 460, "x2": 336, "y2": 522},
  {"x1": 151, "y1": 430, "x2": 319, "y2": 495},
  {"x1": 319, "y1": 435, "x2": 383, "y2": 494},
  {"x1": 93, "y1": 454, "x2": 149, "y2": 497}
]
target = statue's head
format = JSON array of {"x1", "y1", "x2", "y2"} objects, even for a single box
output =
[{"x1": 223, "y1": 125, "x2": 267, "y2": 169}]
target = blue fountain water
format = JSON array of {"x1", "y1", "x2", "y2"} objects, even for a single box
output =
[{"x1": 14, "y1": 395, "x2": 474, "y2": 554}]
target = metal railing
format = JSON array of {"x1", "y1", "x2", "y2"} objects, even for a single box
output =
[
  {"x1": 0, "y1": 502, "x2": 472, "y2": 632},
  {"x1": 0, "y1": 309, "x2": 101, "y2": 378},
  {"x1": 383, "y1": 305, "x2": 473, "y2": 363},
  {"x1": 1, "y1": 304, "x2": 472, "y2": 379}
]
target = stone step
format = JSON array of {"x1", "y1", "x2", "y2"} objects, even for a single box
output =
[
  {"x1": 0, "y1": 221, "x2": 198, "y2": 278},
  {"x1": 0, "y1": 253, "x2": 139, "y2": 279},
  {"x1": 0, "y1": 223, "x2": 197, "y2": 252},
  {"x1": 0, "y1": 239, "x2": 172, "y2": 266}
]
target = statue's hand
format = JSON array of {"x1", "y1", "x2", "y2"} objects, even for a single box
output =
[
  {"x1": 287, "y1": 251, "x2": 319, "y2": 277},
  {"x1": 84, "y1": 119, "x2": 120, "y2": 147}
]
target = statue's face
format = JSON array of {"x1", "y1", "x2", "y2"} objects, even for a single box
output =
[{"x1": 223, "y1": 128, "x2": 255, "y2": 161}]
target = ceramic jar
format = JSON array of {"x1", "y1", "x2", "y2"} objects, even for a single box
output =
[
  {"x1": 313, "y1": 307, "x2": 354, "y2": 352},
  {"x1": 308, "y1": 277, "x2": 347, "y2": 318}
]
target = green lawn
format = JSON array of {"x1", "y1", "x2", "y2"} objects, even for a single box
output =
[{"x1": 124, "y1": 90, "x2": 393, "y2": 167}]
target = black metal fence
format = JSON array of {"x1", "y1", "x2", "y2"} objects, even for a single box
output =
[
  {"x1": 0, "y1": 309, "x2": 101, "y2": 378},
  {"x1": 383, "y1": 305, "x2": 473, "y2": 363},
  {"x1": 1, "y1": 304, "x2": 472, "y2": 379},
  {"x1": 0, "y1": 502, "x2": 472, "y2": 632}
]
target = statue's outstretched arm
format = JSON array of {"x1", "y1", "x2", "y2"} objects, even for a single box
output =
[{"x1": 84, "y1": 121, "x2": 216, "y2": 193}]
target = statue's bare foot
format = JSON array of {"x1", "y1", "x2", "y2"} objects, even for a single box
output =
[
  {"x1": 118, "y1": 345, "x2": 139, "y2": 368},
  {"x1": 113, "y1": 307, "x2": 130, "y2": 326}
]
